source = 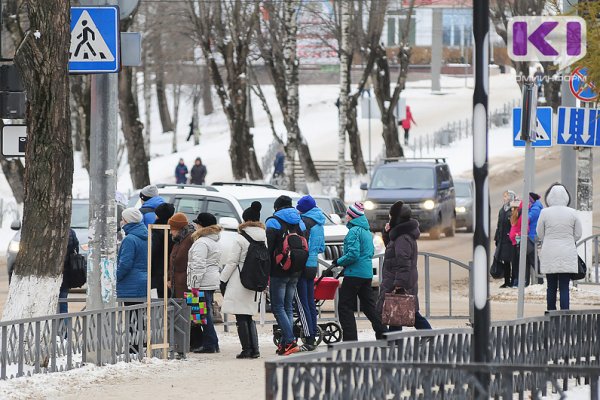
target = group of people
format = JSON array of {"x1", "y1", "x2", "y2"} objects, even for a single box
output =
[
  {"x1": 175, "y1": 157, "x2": 207, "y2": 185},
  {"x1": 494, "y1": 183, "x2": 582, "y2": 311}
]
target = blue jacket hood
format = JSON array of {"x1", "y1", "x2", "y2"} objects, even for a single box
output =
[
  {"x1": 347, "y1": 215, "x2": 370, "y2": 231},
  {"x1": 123, "y1": 222, "x2": 148, "y2": 240},
  {"x1": 142, "y1": 196, "x2": 165, "y2": 210},
  {"x1": 273, "y1": 207, "x2": 302, "y2": 225},
  {"x1": 302, "y1": 207, "x2": 326, "y2": 225}
]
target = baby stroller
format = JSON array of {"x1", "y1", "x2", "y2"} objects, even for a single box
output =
[{"x1": 272, "y1": 265, "x2": 343, "y2": 347}]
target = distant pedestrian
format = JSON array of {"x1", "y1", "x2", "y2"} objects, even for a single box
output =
[
  {"x1": 296, "y1": 195, "x2": 326, "y2": 351},
  {"x1": 378, "y1": 201, "x2": 431, "y2": 331},
  {"x1": 509, "y1": 200, "x2": 525, "y2": 287},
  {"x1": 273, "y1": 149, "x2": 285, "y2": 178},
  {"x1": 334, "y1": 202, "x2": 387, "y2": 341},
  {"x1": 139, "y1": 185, "x2": 166, "y2": 227},
  {"x1": 494, "y1": 190, "x2": 517, "y2": 288},
  {"x1": 537, "y1": 183, "x2": 582, "y2": 311},
  {"x1": 117, "y1": 208, "x2": 148, "y2": 300},
  {"x1": 59, "y1": 229, "x2": 80, "y2": 313},
  {"x1": 528, "y1": 192, "x2": 544, "y2": 284},
  {"x1": 533, "y1": 66, "x2": 544, "y2": 97},
  {"x1": 400, "y1": 105, "x2": 417, "y2": 146},
  {"x1": 151, "y1": 203, "x2": 175, "y2": 298},
  {"x1": 187, "y1": 119, "x2": 195, "y2": 142},
  {"x1": 221, "y1": 201, "x2": 265, "y2": 359},
  {"x1": 175, "y1": 158, "x2": 188, "y2": 184},
  {"x1": 188, "y1": 212, "x2": 223, "y2": 353},
  {"x1": 190, "y1": 157, "x2": 207, "y2": 185}
]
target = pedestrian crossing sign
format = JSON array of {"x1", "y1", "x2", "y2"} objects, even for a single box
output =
[
  {"x1": 69, "y1": 6, "x2": 120, "y2": 74},
  {"x1": 512, "y1": 107, "x2": 553, "y2": 147}
]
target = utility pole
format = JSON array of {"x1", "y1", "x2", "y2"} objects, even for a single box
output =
[
  {"x1": 472, "y1": 0, "x2": 490, "y2": 394},
  {"x1": 561, "y1": 0, "x2": 577, "y2": 204},
  {"x1": 86, "y1": 0, "x2": 119, "y2": 314},
  {"x1": 577, "y1": 102, "x2": 593, "y2": 264}
]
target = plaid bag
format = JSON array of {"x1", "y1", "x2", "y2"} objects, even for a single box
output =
[
  {"x1": 381, "y1": 287, "x2": 416, "y2": 327},
  {"x1": 185, "y1": 289, "x2": 208, "y2": 325}
]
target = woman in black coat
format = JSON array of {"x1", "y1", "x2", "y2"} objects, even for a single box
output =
[
  {"x1": 494, "y1": 190, "x2": 517, "y2": 288},
  {"x1": 377, "y1": 201, "x2": 431, "y2": 331}
]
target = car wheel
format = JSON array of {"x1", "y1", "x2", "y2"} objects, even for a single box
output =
[
  {"x1": 429, "y1": 226, "x2": 441, "y2": 240},
  {"x1": 444, "y1": 217, "x2": 456, "y2": 237}
]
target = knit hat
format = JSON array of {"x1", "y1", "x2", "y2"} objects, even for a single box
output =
[
  {"x1": 529, "y1": 192, "x2": 541, "y2": 202},
  {"x1": 347, "y1": 202, "x2": 365, "y2": 219},
  {"x1": 274, "y1": 195, "x2": 293, "y2": 211},
  {"x1": 242, "y1": 201, "x2": 262, "y2": 222},
  {"x1": 155, "y1": 203, "x2": 175, "y2": 222},
  {"x1": 168, "y1": 213, "x2": 188, "y2": 230},
  {"x1": 296, "y1": 195, "x2": 317, "y2": 213},
  {"x1": 122, "y1": 208, "x2": 143, "y2": 224},
  {"x1": 193, "y1": 212, "x2": 218, "y2": 227},
  {"x1": 389, "y1": 200, "x2": 412, "y2": 225},
  {"x1": 140, "y1": 185, "x2": 159, "y2": 201}
]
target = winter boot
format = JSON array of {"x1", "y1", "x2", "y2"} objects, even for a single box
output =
[
  {"x1": 248, "y1": 320, "x2": 260, "y2": 358},
  {"x1": 236, "y1": 320, "x2": 252, "y2": 359},
  {"x1": 189, "y1": 324, "x2": 204, "y2": 353}
]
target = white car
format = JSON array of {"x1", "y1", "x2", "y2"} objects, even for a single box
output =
[{"x1": 132, "y1": 183, "x2": 381, "y2": 286}]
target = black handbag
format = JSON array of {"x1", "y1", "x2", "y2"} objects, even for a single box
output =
[
  {"x1": 571, "y1": 256, "x2": 587, "y2": 281},
  {"x1": 219, "y1": 280, "x2": 228, "y2": 295},
  {"x1": 490, "y1": 257, "x2": 505, "y2": 279},
  {"x1": 67, "y1": 252, "x2": 87, "y2": 288}
]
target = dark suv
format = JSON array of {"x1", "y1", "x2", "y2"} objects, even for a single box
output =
[{"x1": 360, "y1": 158, "x2": 456, "y2": 239}]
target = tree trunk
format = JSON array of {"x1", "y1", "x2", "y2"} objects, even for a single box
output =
[
  {"x1": 382, "y1": 111, "x2": 403, "y2": 158},
  {"x1": 201, "y1": 66, "x2": 214, "y2": 115},
  {"x1": 346, "y1": 105, "x2": 368, "y2": 174},
  {"x1": 171, "y1": 84, "x2": 181, "y2": 153},
  {"x1": 143, "y1": 67, "x2": 152, "y2": 155},
  {"x1": 119, "y1": 67, "x2": 151, "y2": 189},
  {"x1": 337, "y1": 0, "x2": 350, "y2": 200},
  {"x1": 3, "y1": 0, "x2": 72, "y2": 320},
  {"x1": 0, "y1": 155, "x2": 25, "y2": 204},
  {"x1": 70, "y1": 75, "x2": 90, "y2": 172},
  {"x1": 192, "y1": 84, "x2": 201, "y2": 145},
  {"x1": 153, "y1": 33, "x2": 174, "y2": 133}
]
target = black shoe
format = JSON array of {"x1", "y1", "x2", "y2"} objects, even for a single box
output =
[
  {"x1": 499, "y1": 283, "x2": 509, "y2": 288},
  {"x1": 250, "y1": 351, "x2": 260, "y2": 358},
  {"x1": 236, "y1": 350, "x2": 253, "y2": 359},
  {"x1": 194, "y1": 347, "x2": 218, "y2": 354}
]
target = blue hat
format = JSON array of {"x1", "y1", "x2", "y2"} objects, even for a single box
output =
[{"x1": 296, "y1": 195, "x2": 317, "y2": 213}]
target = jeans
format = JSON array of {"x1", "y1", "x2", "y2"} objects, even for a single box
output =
[
  {"x1": 59, "y1": 286, "x2": 69, "y2": 314},
  {"x1": 338, "y1": 276, "x2": 387, "y2": 341},
  {"x1": 296, "y1": 277, "x2": 318, "y2": 340},
  {"x1": 388, "y1": 311, "x2": 432, "y2": 331},
  {"x1": 200, "y1": 290, "x2": 219, "y2": 350},
  {"x1": 270, "y1": 276, "x2": 299, "y2": 345},
  {"x1": 546, "y1": 273, "x2": 570, "y2": 310}
]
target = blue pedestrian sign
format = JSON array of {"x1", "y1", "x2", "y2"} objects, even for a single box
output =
[
  {"x1": 69, "y1": 6, "x2": 120, "y2": 73},
  {"x1": 557, "y1": 107, "x2": 600, "y2": 147},
  {"x1": 512, "y1": 107, "x2": 553, "y2": 147}
]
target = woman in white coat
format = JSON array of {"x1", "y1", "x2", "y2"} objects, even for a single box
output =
[
  {"x1": 536, "y1": 183, "x2": 582, "y2": 311},
  {"x1": 221, "y1": 201, "x2": 264, "y2": 359}
]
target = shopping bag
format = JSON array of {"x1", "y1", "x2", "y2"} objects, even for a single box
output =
[
  {"x1": 571, "y1": 256, "x2": 587, "y2": 281},
  {"x1": 490, "y1": 257, "x2": 505, "y2": 279},
  {"x1": 184, "y1": 289, "x2": 208, "y2": 325},
  {"x1": 381, "y1": 287, "x2": 416, "y2": 327}
]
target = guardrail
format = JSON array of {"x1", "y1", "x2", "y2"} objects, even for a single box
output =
[
  {"x1": 265, "y1": 309, "x2": 600, "y2": 399},
  {"x1": 577, "y1": 234, "x2": 600, "y2": 284},
  {"x1": 0, "y1": 299, "x2": 189, "y2": 380}
]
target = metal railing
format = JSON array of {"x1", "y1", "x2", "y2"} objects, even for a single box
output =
[
  {"x1": 265, "y1": 309, "x2": 600, "y2": 399},
  {"x1": 577, "y1": 234, "x2": 600, "y2": 284},
  {"x1": 0, "y1": 299, "x2": 190, "y2": 380}
]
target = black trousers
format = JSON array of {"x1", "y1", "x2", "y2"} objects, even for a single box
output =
[
  {"x1": 338, "y1": 276, "x2": 387, "y2": 341},
  {"x1": 511, "y1": 241, "x2": 536, "y2": 286}
]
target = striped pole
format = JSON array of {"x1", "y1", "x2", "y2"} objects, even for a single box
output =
[{"x1": 472, "y1": 0, "x2": 491, "y2": 393}]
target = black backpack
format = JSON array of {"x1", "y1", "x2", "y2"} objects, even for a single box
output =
[
  {"x1": 270, "y1": 216, "x2": 309, "y2": 273},
  {"x1": 238, "y1": 231, "x2": 270, "y2": 292},
  {"x1": 66, "y1": 252, "x2": 87, "y2": 289}
]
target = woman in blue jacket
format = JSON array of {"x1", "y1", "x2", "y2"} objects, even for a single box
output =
[
  {"x1": 333, "y1": 202, "x2": 387, "y2": 341},
  {"x1": 117, "y1": 208, "x2": 148, "y2": 300}
]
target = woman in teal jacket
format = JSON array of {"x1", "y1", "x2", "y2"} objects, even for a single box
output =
[
  {"x1": 117, "y1": 208, "x2": 148, "y2": 299},
  {"x1": 333, "y1": 202, "x2": 387, "y2": 341}
]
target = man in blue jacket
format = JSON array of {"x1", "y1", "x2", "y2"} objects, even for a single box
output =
[
  {"x1": 527, "y1": 192, "x2": 544, "y2": 285},
  {"x1": 296, "y1": 195, "x2": 325, "y2": 351},
  {"x1": 117, "y1": 208, "x2": 148, "y2": 299},
  {"x1": 266, "y1": 195, "x2": 306, "y2": 356},
  {"x1": 333, "y1": 202, "x2": 387, "y2": 341},
  {"x1": 139, "y1": 185, "x2": 165, "y2": 227}
]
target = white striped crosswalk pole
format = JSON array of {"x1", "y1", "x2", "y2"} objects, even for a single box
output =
[{"x1": 472, "y1": 0, "x2": 491, "y2": 394}]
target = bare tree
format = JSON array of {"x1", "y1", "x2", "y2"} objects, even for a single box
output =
[
  {"x1": 70, "y1": 75, "x2": 90, "y2": 172},
  {"x1": 255, "y1": 0, "x2": 321, "y2": 192},
  {"x1": 337, "y1": 0, "x2": 351, "y2": 199},
  {"x1": 187, "y1": 0, "x2": 262, "y2": 180},
  {"x1": 3, "y1": 0, "x2": 73, "y2": 320}
]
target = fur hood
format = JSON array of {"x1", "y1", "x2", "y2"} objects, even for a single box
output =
[
  {"x1": 192, "y1": 225, "x2": 222, "y2": 242},
  {"x1": 238, "y1": 220, "x2": 265, "y2": 232},
  {"x1": 389, "y1": 219, "x2": 420, "y2": 241}
]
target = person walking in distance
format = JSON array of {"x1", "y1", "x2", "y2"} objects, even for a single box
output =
[
  {"x1": 528, "y1": 192, "x2": 544, "y2": 284},
  {"x1": 190, "y1": 157, "x2": 207, "y2": 185},
  {"x1": 188, "y1": 213, "x2": 223, "y2": 353},
  {"x1": 221, "y1": 201, "x2": 265, "y2": 359},
  {"x1": 266, "y1": 195, "x2": 307, "y2": 356},
  {"x1": 536, "y1": 183, "x2": 582, "y2": 311},
  {"x1": 508, "y1": 200, "x2": 524, "y2": 288},
  {"x1": 296, "y1": 195, "x2": 326, "y2": 351},
  {"x1": 151, "y1": 203, "x2": 175, "y2": 298},
  {"x1": 58, "y1": 229, "x2": 80, "y2": 313},
  {"x1": 377, "y1": 201, "x2": 431, "y2": 331},
  {"x1": 139, "y1": 185, "x2": 166, "y2": 227},
  {"x1": 175, "y1": 158, "x2": 189, "y2": 184},
  {"x1": 400, "y1": 105, "x2": 417, "y2": 146},
  {"x1": 333, "y1": 202, "x2": 387, "y2": 341},
  {"x1": 494, "y1": 190, "x2": 517, "y2": 288}
]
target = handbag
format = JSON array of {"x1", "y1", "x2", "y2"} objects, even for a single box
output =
[
  {"x1": 219, "y1": 280, "x2": 228, "y2": 296},
  {"x1": 571, "y1": 256, "x2": 587, "y2": 281},
  {"x1": 381, "y1": 287, "x2": 416, "y2": 327},
  {"x1": 490, "y1": 257, "x2": 505, "y2": 279},
  {"x1": 67, "y1": 252, "x2": 87, "y2": 289},
  {"x1": 184, "y1": 289, "x2": 208, "y2": 325}
]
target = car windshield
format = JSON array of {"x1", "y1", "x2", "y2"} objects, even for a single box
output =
[
  {"x1": 371, "y1": 167, "x2": 434, "y2": 190},
  {"x1": 71, "y1": 202, "x2": 89, "y2": 229},
  {"x1": 238, "y1": 198, "x2": 333, "y2": 225},
  {"x1": 455, "y1": 182, "x2": 472, "y2": 198},
  {"x1": 314, "y1": 198, "x2": 333, "y2": 214}
]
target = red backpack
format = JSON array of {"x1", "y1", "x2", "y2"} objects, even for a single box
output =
[{"x1": 271, "y1": 216, "x2": 309, "y2": 272}]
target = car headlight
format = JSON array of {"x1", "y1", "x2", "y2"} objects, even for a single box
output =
[
  {"x1": 455, "y1": 206, "x2": 467, "y2": 213},
  {"x1": 80, "y1": 243, "x2": 89, "y2": 252},
  {"x1": 422, "y1": 200, "x2": 435, "y2": 210},
  {"x1": 8, "y1": 240, "x2": 20, "y2": 253},
  {"x1": 372, "y1": 233, "x2": 386, "y2": 254},
  {"x1": 364, "y1": 200, "x2": 376, "y2": 210}
]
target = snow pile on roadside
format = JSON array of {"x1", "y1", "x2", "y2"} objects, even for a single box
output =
[{"x1": 491, "y1": 283, "x2": 600, "y2": 305}]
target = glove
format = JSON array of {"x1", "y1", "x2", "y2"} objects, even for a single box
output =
[{"x1": 331, "y1": 258, "x2": 338, "y2": 267}]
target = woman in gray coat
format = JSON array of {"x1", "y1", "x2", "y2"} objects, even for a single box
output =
[{"x1": 536, "y1": 183, "x2": 582, "y2": 310}]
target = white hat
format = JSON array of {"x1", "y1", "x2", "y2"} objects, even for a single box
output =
[{"x1": 122, "y1": 208, "x2": 143, "y2": 224}]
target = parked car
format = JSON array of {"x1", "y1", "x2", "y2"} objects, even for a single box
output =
[
  {"x1": 131, "y1": 183, "x2": 383, "y2": 286},
  {"x1": 361, "y1": 158, "x2": 456, "y2": 239},
  {"x1": 312, "y1": 195, "x2": 346, "y2": 224},
  {"x1": 454, "y1": 178, "x2": 474, "y2": 232},
  {"x1": 6, "y1": 199, "x2": 90, "y2": 280}
]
